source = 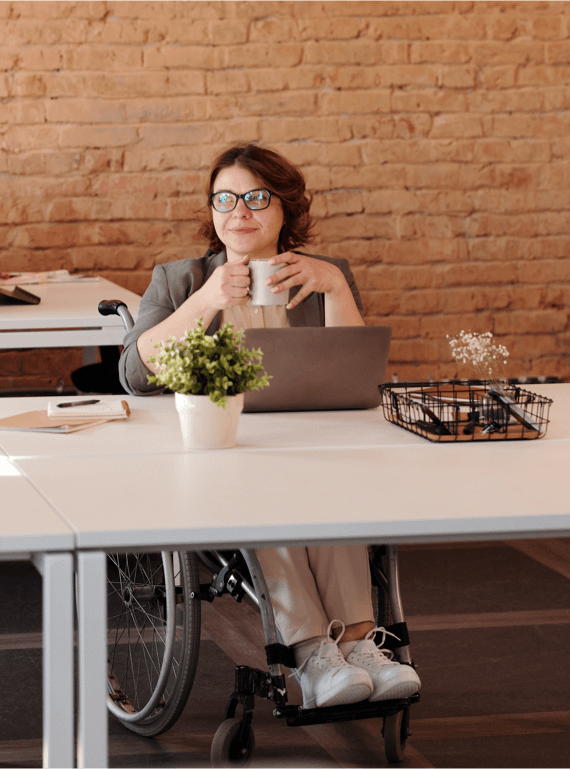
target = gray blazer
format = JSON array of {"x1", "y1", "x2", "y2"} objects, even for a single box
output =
[{"x1": 119, "y1": 249, "x2": 363, "y2": 396}]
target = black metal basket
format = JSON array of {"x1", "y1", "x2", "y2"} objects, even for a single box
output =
[{"x1": 379, "y1": 380, "x2": 553, "y2": 443}]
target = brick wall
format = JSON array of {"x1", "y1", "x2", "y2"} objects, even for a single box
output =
[{"x1": 1, "y1": 0, "x2": 570, "y2": 390}]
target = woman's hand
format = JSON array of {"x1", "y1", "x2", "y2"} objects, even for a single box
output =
[
  {"x1": 196, "y1": 255, "x2": 250, "y2": 310},
  {"x1": 265, "y1": 252, "x2": 344, "y2": 310}
]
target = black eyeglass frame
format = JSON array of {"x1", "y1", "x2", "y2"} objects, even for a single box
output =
[{"x1": 209, "y1": 189, "x2": 273, "y2": 213}]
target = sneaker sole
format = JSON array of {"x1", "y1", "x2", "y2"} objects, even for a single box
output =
[
  {"x1": 310, "y1": 681, "x2": 372, "y2": 709},
  {"x1": 369, "y1": 679, "x2": 420, "y2": 702}
]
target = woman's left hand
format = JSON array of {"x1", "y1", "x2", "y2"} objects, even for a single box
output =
[{"x1": 265, "y1": 252, "x2": 344, "y2": 310}]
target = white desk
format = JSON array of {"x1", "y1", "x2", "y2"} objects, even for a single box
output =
[
  {"x1": 0, "y1": 455, "x2": 75, "y2": 769},
  {"x1": 3, "y1": 384, "x2": 569, "y2": 767},
  {"x1": 0, "y1": 278, "x2": 140, "y2": 361},
  {"x1": 0, "y1": 384, "x2": 568, "y2": 460}
]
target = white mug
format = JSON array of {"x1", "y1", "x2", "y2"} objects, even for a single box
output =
[{"x1": 248, "y1": 259, "x2": 288, "y2": 306}]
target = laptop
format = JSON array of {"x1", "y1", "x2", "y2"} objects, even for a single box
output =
[{"x1": 242, "y1": 326, "x2": 392, "y2": 412}]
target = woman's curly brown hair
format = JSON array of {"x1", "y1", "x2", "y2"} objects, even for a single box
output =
[{"x1": 197, "y1": 143, "x2": 316, "y2": 253}]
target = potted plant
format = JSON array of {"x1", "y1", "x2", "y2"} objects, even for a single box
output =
[{"x1": 147, "y1": 320, "x2": 270, "y2": 449}]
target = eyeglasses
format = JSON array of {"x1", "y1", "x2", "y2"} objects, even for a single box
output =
[{"x1": 210, "y1": 189, "x2": 272, "y2": 213}]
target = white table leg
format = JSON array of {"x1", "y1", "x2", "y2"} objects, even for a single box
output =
[
  {"x1": 77, "y1": 551, "x2": 108, "y2": 769},
  {"x1": 34, "y1": 552, "x2": 75, "y2": 769}
]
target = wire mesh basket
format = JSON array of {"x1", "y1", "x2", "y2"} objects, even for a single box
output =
[{"x1": 379, "y1": 380, "x2": 553, "y2": 443}]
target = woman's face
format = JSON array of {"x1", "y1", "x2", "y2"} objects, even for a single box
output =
[{"x1": 211, "y1": 164, "x2": 284, "y2": 262}]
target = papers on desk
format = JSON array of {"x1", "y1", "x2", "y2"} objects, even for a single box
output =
[
  {"x1": 47, "y1": 399, "x2": 129, "y2": 420},
  {"x1": 0, "y1": 401, "x2": 131, "y2": 433},
  {"x1": 0, "y1": 270, "x2": 99, "y2": 285}
]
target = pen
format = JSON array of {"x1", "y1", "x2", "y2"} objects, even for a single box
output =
[{"x1": 57, "y1": 399, "x2": 101, "y2": 408}]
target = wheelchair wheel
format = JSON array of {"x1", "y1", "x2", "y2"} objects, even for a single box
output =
[
  {"x1": 211, "y1": 718, "x2": 255, "y2": 768},
  {"x1": 106, "y1": 550, "x2": 201, "y2": 736},
  {"x1": 383, "y1": 709, "x2": 408, "y2": 763}
]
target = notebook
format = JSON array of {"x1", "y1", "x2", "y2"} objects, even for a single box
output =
[
  {"x1": 0, "y1": 401, "x2": 131, "y2": 433},
  {"x1": 242, "y1": 326, "x2": 392, "y2": 412}
]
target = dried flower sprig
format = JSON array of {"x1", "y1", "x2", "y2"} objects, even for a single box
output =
[{"x1": 447, "y1": 330, "x2": 509, "y2": 385}]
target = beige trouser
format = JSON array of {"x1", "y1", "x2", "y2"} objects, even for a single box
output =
[{"x1": 255, "y1": 544, "x2": 374, "y2": 647}]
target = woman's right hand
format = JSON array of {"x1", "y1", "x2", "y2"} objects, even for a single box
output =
[{"x1": 196, "y1": 255, "x2": 250, "y2": 310}]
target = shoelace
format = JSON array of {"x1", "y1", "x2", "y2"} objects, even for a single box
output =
[
  {"x1": 292, "y1": 619, "x2": 347, "y2": 677},
  {"x1": 352, "y1": 625, "x2": 401, "y2": 662}
]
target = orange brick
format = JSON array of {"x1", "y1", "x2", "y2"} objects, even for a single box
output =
[
  {"x1": 531, "y1": 13, "x2": 566, "y2": 40},
  {"x1": 10, "y1": 44, "x2": 67, "y2": 70},
  {"x1": 410, "y1": 41, "x2": 473, "y2": 64},
  {"x1": 319, "y1": 214, "x2": 397, "y2": 241},
  {"x1": 207, "y1": 19, "x2": 249, "y2": 45},
  {"x1": 296, "y1": 17, "x2": 368, "y2": 40},
  {"x1": 58, "y1": 125, "x2": 138, "y2": 148},
  {"x1": 472, "y1": 41, "x2": 546, "y2": 66},
  {"x1": 472, "y1": 139, "x2": 551, "y2": 163},
  {"x1": 0, "y1": 19, "x2": 91, "y2": 45},
  {"x1": 65, "y1": 45, "x2": 143, "y2": 72},
  {"x1": 346, "y1": 113, "x2": 432, "y2": 141},
  {"x1": 374, "y1": 64, "x2": 439, "y2": 88},
  {"x1": 389, "y1": 338, "x2": 445, "y2": 364},
  {"x1": 386, "y1": 316, "x2": 422, "y2": 339},
  {"x1": 261, "y1": 116, "x2": 352, "y2": 143},
  {"x1": 430, "y1": 114, "x2": 483, "y2": 139},
  {"x1": 93, "y1": 18, "x2": 170, "y2": 45},
  {"x1": 303, "y1": 40, "x2": 389, "y2": 66},
  {"x1": 471, "y1": 88, "x2": 545, "y2": 112},
  {"x1": 105, "y1": 1, "x2": 196, "y2": 20},
  {"x1": 6, "y1": 72, "x2": 48, "y2": 98},
  {"x1": 321, "y1": 190, "x2": 363, "y2": 217},
  {"x1": 518, "y1": 259, "x2": 570, "y2": 284},
  {"x1": 441, "y1": 65, "x2": 478, "y2": 89},
  {"x1": 319, "y1": 90, "x2": 391, "y2": 115},
  {"x1": 4, "y1": 125, "x2": 60, "y2": 151},
  {"x1": 478, "y1": 66, "x2": 517, "y2": 89},
  {"x1": 326, "y1": 239, "x2": 383, "y2": 266},
  {"x1": 0, "y1": 99, "x2": 45, "y2": 124},
  {"x1": 494, "y1": 309, "x2": 568, "y2": 335},
  {"x1": 249, "y1": 17, "x2": 300, "y2": 43},
  {"x1": 361, "y1": 290, "x2": 403, "y2": 316},
  {"x1": 10, "y1": 2, "x2": 107, "y2": 19},
  {"x1": 144, "y1": 45, "x2": 215, "y2": 71},
  {"x1": 485, "y1": 12, "x2": 530, "y2": 41},
  {"x1": 237, "y1": 91, "x2": 318, "y2": 116},
  {"x1": 546, "y1": 40, "x2": 570, "y2": 65},
  {"x1": 97, "y1": 270, "x2": 150, "y2": 296},
  {"x1": 215, "y1": 43, "x2": 302, "y2": 69},
  {"x1": 46, "y1": 97, "x2": 127, "y2": 124},
  {"x1": 392, "y1": 89, "x2": 467, "y2": 113},
  {"x1": 206, "y1": 69, "x2": 249, "y2": 95}
]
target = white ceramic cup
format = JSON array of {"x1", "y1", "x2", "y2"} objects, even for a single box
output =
[{"x1": 248, "y1": 259, "x2": 288, "y2": 306}]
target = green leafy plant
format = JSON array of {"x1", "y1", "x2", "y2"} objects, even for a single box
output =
[{"x1": 147, "y1": 319, "x2": 270, "y2": 408}]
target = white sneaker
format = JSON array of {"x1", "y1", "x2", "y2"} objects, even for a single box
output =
[
  {"x1": 345, "y1": 627, "x2": 421, "y2": 702},
  {"x1": 294, "y1": 621, "x2": 373, "y2": 709}
]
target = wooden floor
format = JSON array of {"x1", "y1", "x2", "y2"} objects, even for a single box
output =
[{"x1": 0, "y1": 538, "x2": 569, "y2": 768}]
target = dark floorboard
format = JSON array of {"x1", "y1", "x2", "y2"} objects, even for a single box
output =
[{"x1": 1, "y1": 540, "x2": 569, "y2": 767}]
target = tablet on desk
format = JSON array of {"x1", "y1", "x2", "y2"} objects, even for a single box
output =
[
  {"x1": 0, "y1": 286, "x2": 41, "y2": 305},
  {"x1": 242, "y1": 326, "x2": 392, "y2": 412}
]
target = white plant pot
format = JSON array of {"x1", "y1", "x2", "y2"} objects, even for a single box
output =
[{"x1": 174, "y1": 391, "x2": 244, "y2": 450}]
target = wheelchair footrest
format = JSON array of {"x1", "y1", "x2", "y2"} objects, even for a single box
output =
[
  {"x1": 229, "y1": 665, "x2": 288, "y2": 708},
  {"x1": 274, "y1": 693, "x2": 420, "y2": 727}
]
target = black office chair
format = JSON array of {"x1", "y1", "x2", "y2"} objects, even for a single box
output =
[{"x1": 70, "y1": 300, "x2": 131, "y2": 395}]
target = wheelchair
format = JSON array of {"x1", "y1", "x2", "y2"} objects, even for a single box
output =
[{"x1": 99, "y1": 299, "x2": 420, "y2": 767}]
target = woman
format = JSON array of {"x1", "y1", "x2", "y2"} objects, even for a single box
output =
[{"x1": 120, "y1": 143, "x2": 420, "y2": 709}]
